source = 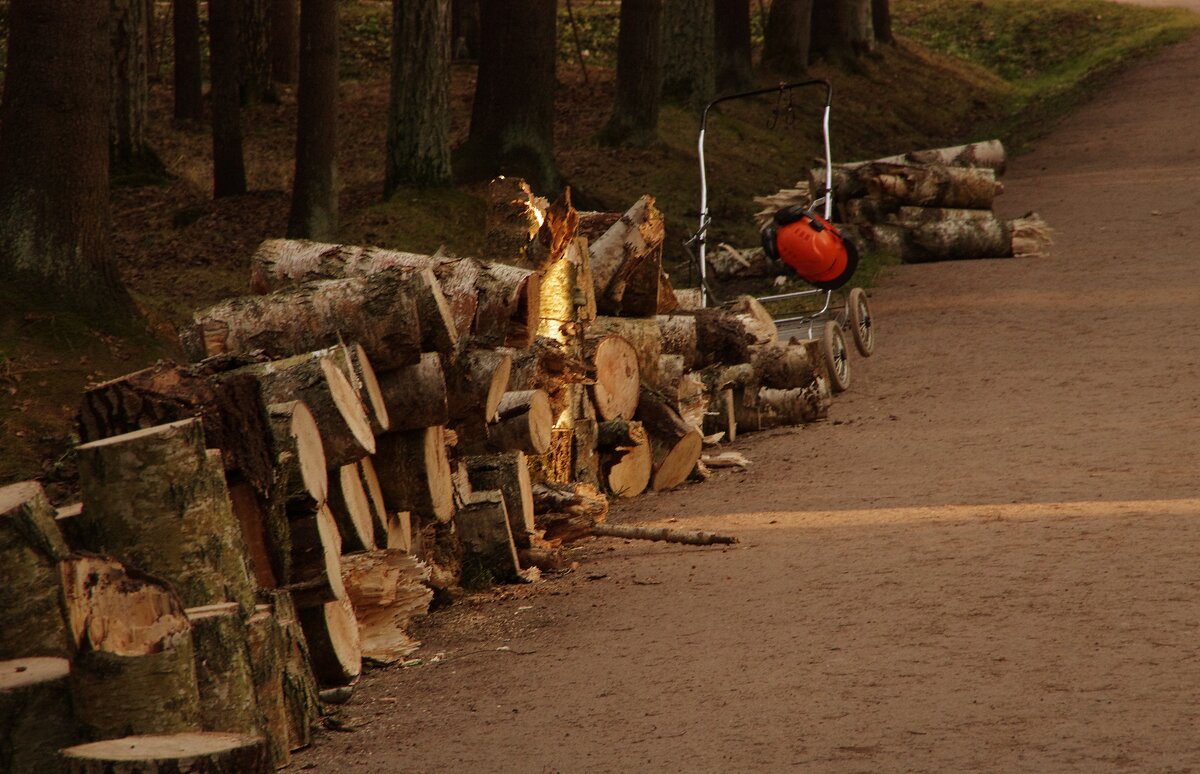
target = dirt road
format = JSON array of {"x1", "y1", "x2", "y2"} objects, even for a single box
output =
[{"x1": 296, "y1": 19, "x2": 1200, "y2": 774}]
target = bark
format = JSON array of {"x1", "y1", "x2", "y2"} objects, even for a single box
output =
[
  {"x1": 507, "y1": 336, "x2": 591, "y2": 422},
  {"x1": 456, "y1": 490, "x2": 523, "y2": 585},
  {"x1": 111, "y1": 0, "x2": 157, "y2": 170},
  {"x1": 811, "y1": 0, "x2": 874, "y2": 62},
  {"x1": 655, "y1": 355, "x2": 707, "y2": 431},
  {"x1": 822, "y1": 161, "x2": 1001, "y2": 209},
  {"x1": 656, "y1": 314, "x2": 700, "y2": 369},
  {"x1": 585, "y1": 334, "x2": 640, "y2": 421},
  {"x1": 377, "y1": 354, "x2": 451, "y2": 431},
  {"x1": 590, "y1": 523, "x2": 737, "y2": 545},
  {"x1": 751, "y1": 339, "x2": 823, "y2": 389},
  {"x1": 267, "y1": 400, "x2": 329, "y2": 512},
  {"x1": 265, "y1": 590, "x2": 320, "y2": 749},
  {"x1": 240, "y1": 0, "x2": 273, "y2": 104},
  {"x1": 62, "y1": 734, "x2": 270, "y2": 773},
  {"x1": 245, "y1": 605, "x2": 291, "y2": 767},
  {"x1": 481, "y1": 177, "x2": 546, "y2": 268},
  {"x1": 297, "y1": 599, "x2": 361, "y2": 687},
  {"x1": 0, "y1": 0, "x2": 135, "y2": 319},
  {"x1": 538, "y1": 236, "x2": 596, "y2": 340},
  {"x1": 340, "y1": 343, "x2": 390, "y2": 435},
  {"x1": 340, "y1": 550, "x2": 432, "y2": 663},
  {"x1": 600, "y1": 0, "x2": 663, "y2": 147},
  {"x1": 0, "y1": 482, "x2": 72, "y2": 660},
  {"x1": 187, "y1": 603, "x2": 263, "y2": 736},
  {"x1": 210, "y1": 0, "x2": 248, "y2": 196},
  {"x1": 173, "y1": 0, "x2": 204, "y2": 118},
  {"x1": 288, "y1": 0, "x2": 339, "y2": 239},
  {"x1": 78, "y1": 362, "x2": 276, "y2": 496},
  {"x1": 636, "y1": 388, "x2": 703, "y2": 491},
  {"x1": 761, "y1": 0, "x2": 812, "y2": 75},
  {"x1": 465, "y1": 452, "x2": 536, "y2": 547},
  {"x1": 0, "y1": 657, "x2": 77, "y2": 774},
  {"x1": 756, "y1": 384, "x2": 830, "y2": 427},
  {"x1": 715, "y1": 0, "x2": 753, "y2": 92},
  {"x1": 327, "y1": 464, "x2": 378, "y2": 553},
  {"x1": 269, "y1": 0, "x2": 299, "y2": 82},
  {"x1": 899, "y1": 216, "x2": 1012, "y2": 263},
  {"x1": 235, "y1": 352, "x2": 375, "y2": 470},
  {"x1": 872, "y1": 0, "x2": 892, "y2": 43},
  {"x1": 285, "y1": 504, "x2": 345, "y2": 608},
  {"x1": 385, "y1": 0, "x2": 452, "y2": 192},
  {"x1": 589, "y1": 197, "x2": 665, "y2": 317},
  {"x1": 193, "y1": 270, "x2": 430, "y2": 368},
  {"x1": 456, "y1": 0, "x2": 560, "y2": 192},
  {"x1": 374, "y1": 426, "x2": 455, "y2": 523},
  {"x1": 484, "y1": 390, "x2": 553, "y2": 456},
  {"x1": 445, "y1": 348, "x2": 513, "y2": 435},
  {"x1": 724, "y1": 294, "x2": 777, "y2": 345},
  {"x1": 75, "y1": 420, "x2": 257, "y2": 612},
  {"x1": 687, "y1": 308, "x2": 755, "y2": 366},
  {"x1": 661, "y1": 0, "x2": 715, "y2": 110}
]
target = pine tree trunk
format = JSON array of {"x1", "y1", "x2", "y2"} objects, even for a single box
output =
[
  {"x1": 714, "y1": 0, "x2": 753, "y2": 92},
  {"x1": 600, "y1": 0, "x2": 663, "y2": 147},
  {"x1": 872, "y1": 0, "x2": 892, "y2": 43},
  {"x1": 240, "y1": 0, "x2": 273, "y2": 104},
  {"x1": 111, "y1": 0, "x2": 157, "y2": 170},
  {"x1": 269, "y1": 0, "x2": 299, "y2": 82},
  {"x1": 385, "y1": 0, "x2": 452, "y2": 193},
  {"x1": 174, "y1": 0, "x2": 205, "y2": 118},
  {"x1": 661, "y1": 0, "x2": 715, "y2": 110},
  {"x1": 456, "y1": 0, "x2": 560, "y2": 192},
  {"x1": 811, "y1": 0, "x2": 874, "y2": 62},
  {"x1": 288, "y1": 0, "x2": 339, "y2": 239},
  {"x1": 377, "y1": 354, "x2": 451, "y2": 432},
  {"x1": 0, "y1": 0, "x2": 135, "y2": 320},
  {"x1": 211, "y1": 0, "x2": 248, "y2": 196},
  {"x1": 762, "y1": 0, "x2": 812, "y2": 75}
]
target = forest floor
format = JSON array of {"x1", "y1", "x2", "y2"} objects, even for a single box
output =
[{"x1": 291, "y1": 3, "x2": 1200, "y2": 771}]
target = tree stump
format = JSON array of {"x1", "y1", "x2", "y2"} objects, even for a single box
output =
[
  {"x1": 374, "y1": 426, "x2": 455, "y2": 523},
  {"x1": 186, "y1": 603, "x2": 263, "y2": 737},
  {"x1": 0, "y1": 657, "x2": 76, "y2": 774},
  {"x1": 464, "y1": 452, "x2": 535, "y2": 548},
  {"x1": 455, "y1": 490, "x2": 522, "y2": 585},
  {"x1": 75, "y1": 419, "x2": 256, "y2": 612},
  {"x1": 61, "y1": 733, "x2": 269, "y2": 774},
  {"x1": 0, "y1": 481, "x2": 72, "y2": 659}
]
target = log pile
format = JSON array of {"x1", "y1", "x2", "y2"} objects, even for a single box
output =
[
  {"x1": 730, "y1": 140, "x2": 1052, "y2": 277},
  {"x1": 1, "y1": 177, "x2": 843, "y2": 770}
]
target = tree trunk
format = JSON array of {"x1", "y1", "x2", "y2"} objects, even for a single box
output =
[
  {"x1": 872, "y1": 0, "x2": 892, "y2": 43},
  {"x1": 600, "y1": 0, "x2": 663, "y2": 147},
  {"x1": 377, "y1": 354, "x2": 451, "y2": 432},
  {"x1": 588, "y1": 196, "x2": 665, "y2": 316},
  {"x1": 240, "y1": 0, "x2": 273, "y2": 104},
  {"x1": 385, "y1": 0, "x2": 452, "y2": 193},
  {"x1": 288, "y1": 0, "x2": 339, "y2": 239},
  {"x1": 187, "y1": 603, "x2": 263, "y2": 736},
  {"x1": 62, "y1": 734, "x2": 270, "y2": 774},
  {"x1": 111, "y1": 0, "x2": 158, "y2": 173},
  {"x1": 75, "y1": 420, "x2": 257, "y2": 612},
  {"x1": 0, "y1": 657, "x2": 77, "y2": 774},
  {"x1": 269, "y1": 0, "x2": 299, "y2": 82},
  {"x1": 761, "y1": 0, "x2": 812, "y2": 75},
  {"x1": 174, "y1": 0, "x2": 205, "y2": 118},
  {"x1": 465, "y1": 452, "x2": 535, "y2": 547},
  {"x1": 374, "y1": 426, "x2": 455, "y2": 523},
  {"x1": 661, "y1": 0, "x2": 715, "y2": 110},
  {"x1": 456, "y1": 0, "x2": 560, "y2": 192},
  {"x1": 340, "y1": 550, "x2": 432, "y2": 662},
  {"x1": 584, "y1": 334, "x2": 640, "y2": 421},
  {"x1": 636, "y1": 388, "x2": 703, "y2": 491},
  {"x1": 0, "y1": 0, "x2": 136, "y2": 321},
  {"x1": 455, "y1": 490, "x2": 522, "y2": 584},
  {"x1": 297, "y1": 599, "x2": 361, "y2": 687},
  {"x1": 811, "y1": 0, "x2": 874, "y2": 62},
  {"x1": 210, "y1": 0, "x2": 248, "y2": 196},
  {"x1": 715, "y1": 0, "x2": 753, "y2": 92},
  {"x1": 0, "y1": 482, "x2": 72, "y2": 660}
]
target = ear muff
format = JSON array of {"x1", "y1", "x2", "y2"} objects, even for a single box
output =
[
  {"x1": 760, "y1": 224, "x2": 780, "y2": 260},
  {"x1": 774, "y1": 204, "x2": 818, "y2": 228}
]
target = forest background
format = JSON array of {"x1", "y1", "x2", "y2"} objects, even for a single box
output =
[{"x1": 0, "y1": 0, "x2": 1195, "y2": 499}]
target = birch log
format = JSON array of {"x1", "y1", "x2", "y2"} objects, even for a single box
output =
[
  {"x1": 0, "y1": 481, "x2": 72, "y2": 660},
  {"x1": 376, "y1": 353, "x2": 449, "y2": 431},
  {"x1": 0, "y1": 657, "x2": 76, "y2": 774},
  {"x1": 636, "y1": 389, "x2": 703, "y2": 491},
  {"x1": 588, "y1": 196, "x2": 664, "y2": 317},
  {"x1": 584, "y1": 334, "x2": 639, "y2": 421},
  {"x1": 186, "y1": 603, "x2": 263, "y2": 737},
  {"x1": 374, "y1": 426, "x2": 455, "y2": 523}
]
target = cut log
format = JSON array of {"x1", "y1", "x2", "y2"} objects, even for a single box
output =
[
  {"x1": 386, "y1": 511, "x2": 414, "y2": 553},
  {"x1": 336, "y1": 343, "x2": 390, "y2": 435},
  {"x1": 482, "y1": 176, "x2": 548, "y2": 268},
  {"x1": 75, "y1": 420, "x2": 256, "y2": 612},
  {"x1": 585, "y1": 333, "x2": 639, "y2": 421},
  {"x1": 61, "y1": 733, "x2": 269, "y2": 774},
  {"x1": 656, "y1": 314, "x2": 700, "y2": 370},
  {"x1": 507, "y1": 337, "x2": 590, "y2": 422},
  {"x1": 357, "y1": 457, "x2": 391, "y2": 548},
  {"x1": 576, "y1": 210, "x2": 621, "y2": 242},
  {"x1": 190, "y1": 268, "x2": 437, "y2": 368},
  {"x1": 60, "y1": 559, "x2": 201, "y2": 746},
  {"x1": 186, "y1": 603, "x2": 263, "y2": 737},
  {"x1": 226, "y1": 480, "x2": 281, "y2": 589},
  {"x1": 687, "y1": 308, "x2": 754, "y2": 367},
  {"x1": 340, "y1": 550, "x2": 432, "y2": 663},
  {"x1": 266, "y1": 400, "x2": 328, "y2": 510},
  {"x1": 861, "y1": 162, "x2": 1002, "y2": 209},
  {"x1": 464, "y1": 452, "x2": 535, "y2": 548},
  {"x1": 757, "y1": 384, "x2": 831, "y2": 427},
  {"x1": 590, "y1": 523, "x2": 738, "y2": 545},
  {"x1": 455, "y1": 490, "x2": 522, "y2": 584},
  {"x1": 376, "y1": 353, "x2": 450, "y2": 432},
  {"x1": 236, "y1": 351, "x2": 374, "y2": 470},
  {"x1": 588, "y1": 316, "x2": 662, "y2": 388},
  {"x1": 841, "y1": 197, "x2": 900, "y2": 224},
  {"x1": 600, "y1": 420, "x2": 651, "y2": 498},
  {"x1": 327, "y1": 463, "x2": 377, "y2": 553},
  {"x1": 636, "y1": 388, "x2": 703, "y2": 491},
  {"x1": 245, "y1": 604, "x2": 291, "y2": 768},
  {"x1": 374, "y1": 426, "x2": 455, "y2": 523},
  {"x1": 78, "y1": 363, "x2": 275, "y2": 495},
  {"x1": 297, "y1": 598, "x2": 361, "y2": 688},
  {"x1": 445, "y1": 348, "x2": 513, "y2": 444},
  {"x1": 708, "y1": 243, "x2": 778, "y2": 280},
  {"x1": 724, "y1": 295, "x2": 777, "y2": 345},
  {"x1": 285, "y1": 504, "x2": 345, "y2": 608},
  {"x1": 0, "y1": 657, "x2": 76, "y2": 773},
  {"x1": 751, "y1": 340, "x2": 824, "y2": 390},
  {"x1": 487, "y1": 390, "x2": 553, "y2": 455},
  {"x1": 265, "y1": 590, "x2": 320, "y2": 751},
  {"x1": 856, "y1": 138, "x2": 1007, "y2": 174},
  {"x1": 571, "y1": 416, "x2": 602, "y2": 488},
  {"x1": 588, "y1": 196, "x2": 665, "y2": 317},
  {"x1": 672, "y1": 288, "x2": 703, "y2": 310},
  {"x1": 0, "y1": 481, "x2": 72, "y2": 659},
  {"x1": 532, "y1": 482, "x2": 609, "y2": 543},
  {"x1": 1010, "y1": 211, "x2": 1053, "y2": 259},
  {"x1": 901, "y1": 216, "x2": 1012, "y2": 262},
  {"x1": 653, "y1": 356, "x2": 707, "y2": 433},
  {"x1": 705, "y1": 387, "x2": 737, "y2": 441}
]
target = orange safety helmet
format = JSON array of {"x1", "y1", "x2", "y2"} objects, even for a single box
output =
[{"x1": 761, "y1": 205, "x2": 858, "y2": 290}]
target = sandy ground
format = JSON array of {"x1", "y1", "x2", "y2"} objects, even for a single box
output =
[{"x1": 294, "y1": 13, "x2": 1200, "y2": 774}]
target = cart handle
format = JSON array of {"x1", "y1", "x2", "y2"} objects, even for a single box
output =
[{"x1": 696, "y1": 80, "x2": 834, "y2": 308}]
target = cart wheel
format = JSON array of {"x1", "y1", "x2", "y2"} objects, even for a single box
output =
[
  {"x1": 847, "y1": 287, "x2": 875, "y2": 357},
  {"x1": 821, "y1": 321, "x2": 851, "y2": 393}
]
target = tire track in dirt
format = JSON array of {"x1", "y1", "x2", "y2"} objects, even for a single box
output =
[{"x1": 296, "y1": 17, "x2": 1200, "y2": 774}]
